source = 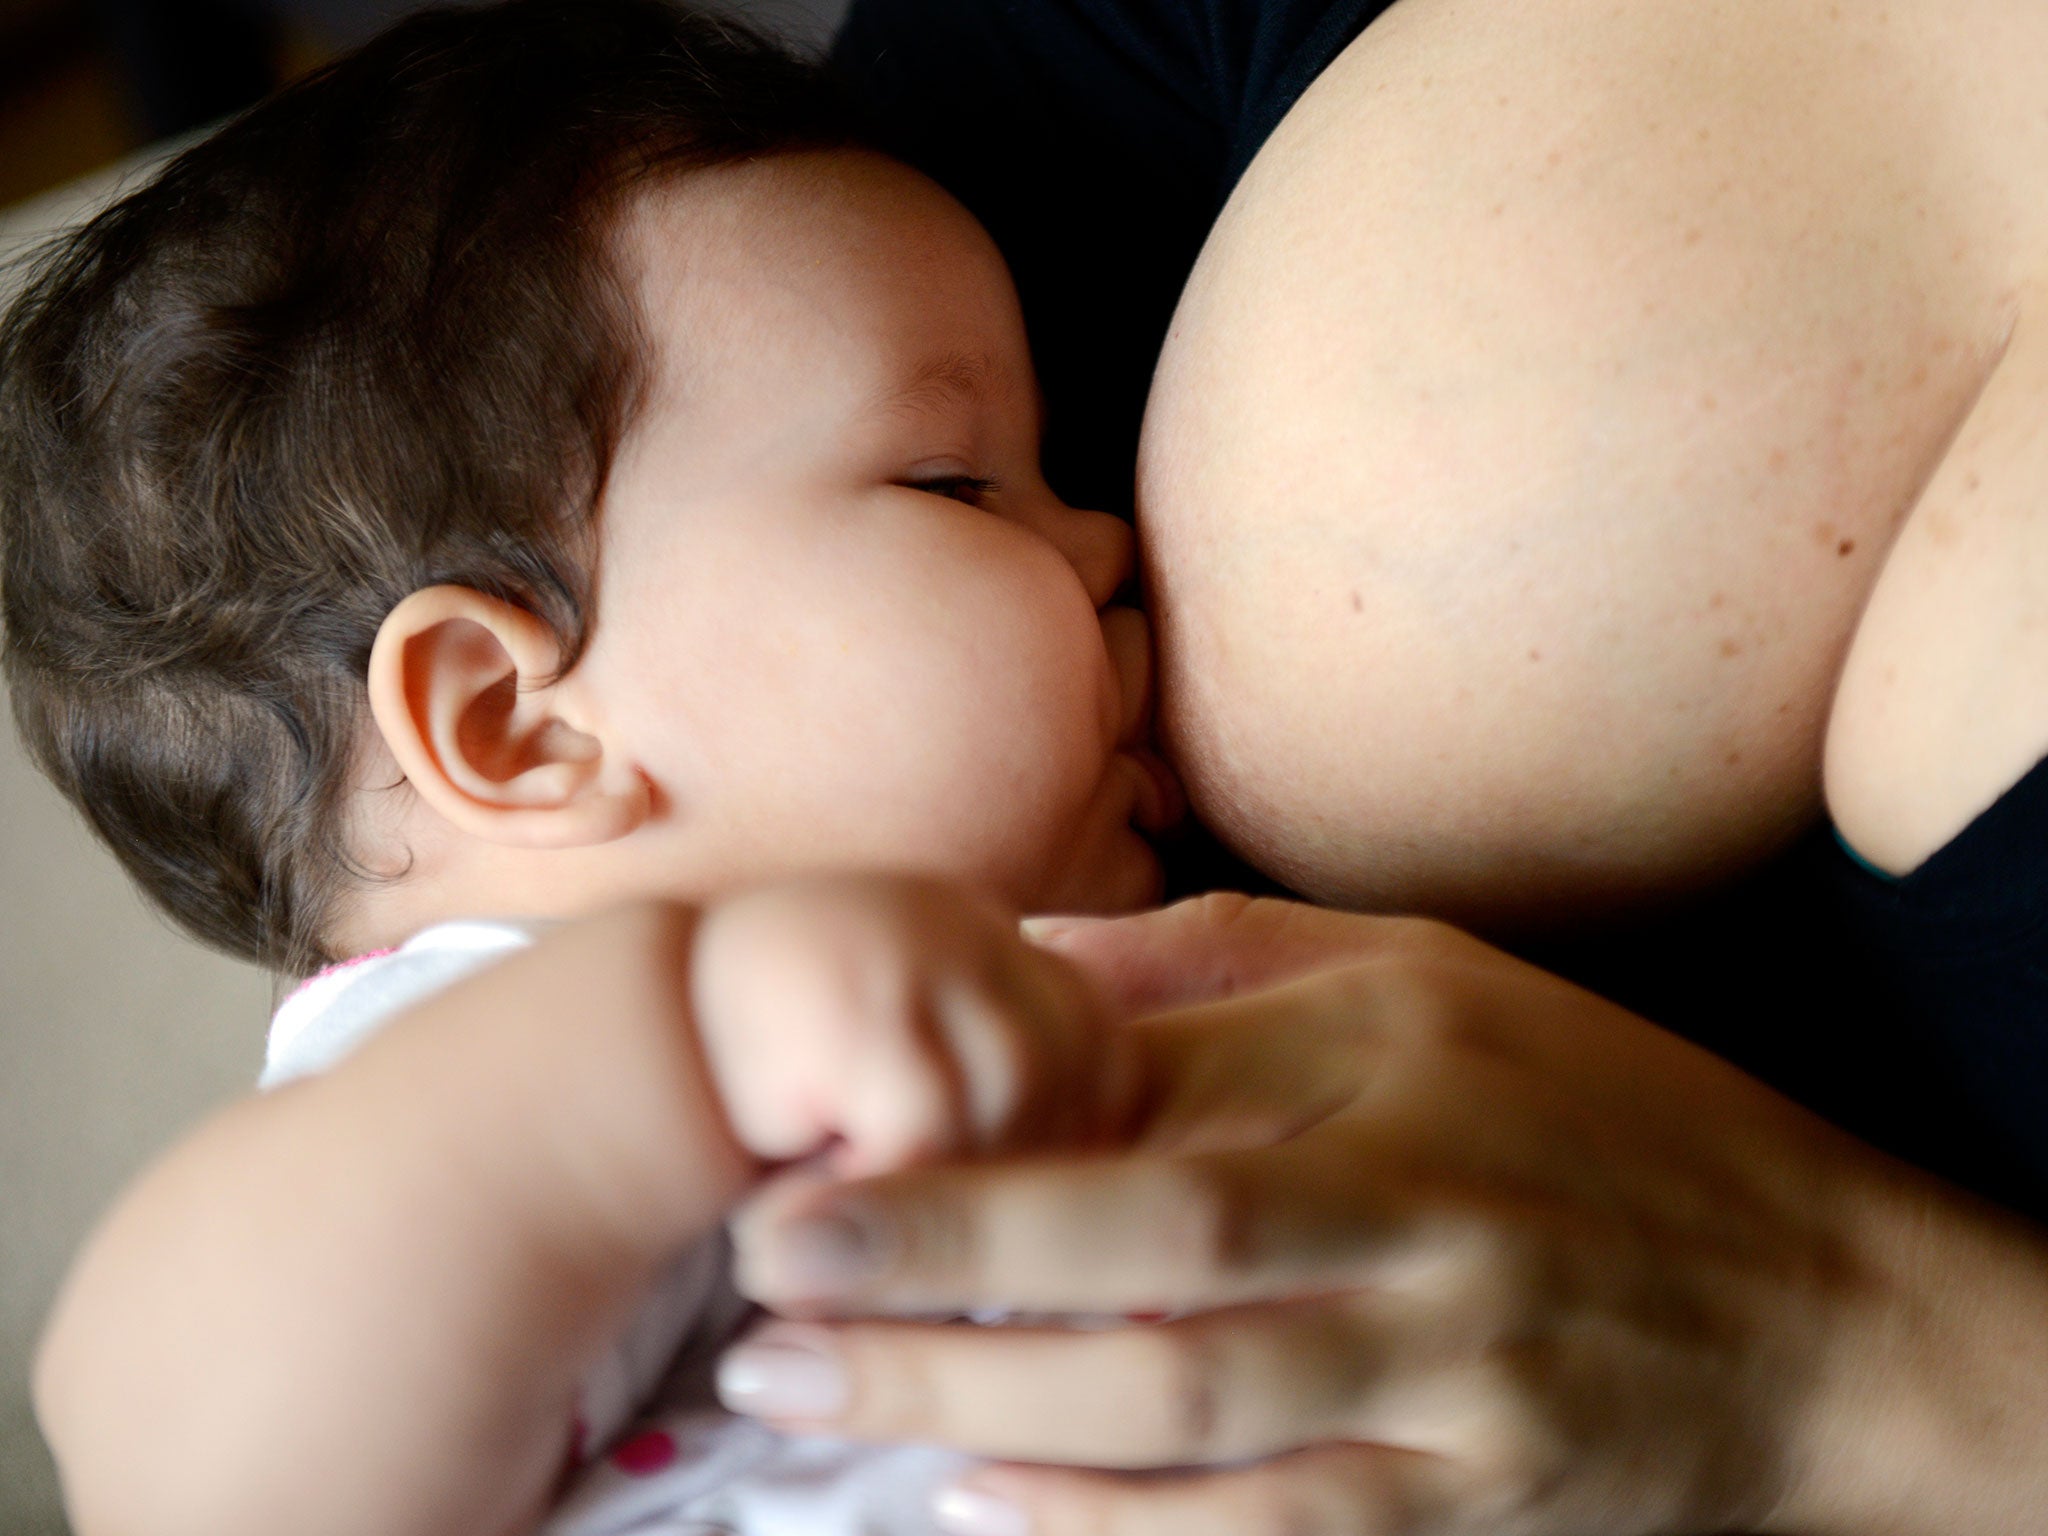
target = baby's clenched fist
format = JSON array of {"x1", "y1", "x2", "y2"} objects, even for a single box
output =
[{"x1": 690, "y1": 875, "x2": 1130, "y2": 1178}]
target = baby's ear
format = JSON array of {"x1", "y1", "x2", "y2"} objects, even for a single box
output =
[{"x1": 366, "y1": 586, "x2": 648, "y2": 848}]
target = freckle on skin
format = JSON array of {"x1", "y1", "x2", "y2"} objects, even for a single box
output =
[
  {"x1": 1490, "y1": 203, "x2": 1506, "y2": 219},
  {"x1": 1838, "y1": 539, "x2": 1856, "y2": 557},
  {"x1": 1725, "y1": 750, "x2": 1743, "y2": 767},
  {"x1": 1684, "y1": 227, "x2": 1703, "y2": 246},
  {"x1": 1815, "y1": 521, "x2": 1838, "y2": 547},
  {"x1": 1349, "y1": 590, "x2": 1363, "y2": 612},
  {"x1": 1908, "y1": 363, "x2": 1929, "y2": 388},
  {"x1": 1965, "y1": 471, "x2": 1981, "y2": 492},
  {"x1": 1720, "y1": 638, "x2": 1744, "y2": 658},
  {"x1": 1767, "y1": 448, "x2": 1787, "y2": 474},
  {"x1": 1547, "y1": 149, "x2": 1563, "y2": 168},
  {"x1": 1700, "y1": 392, "x2": 1718, "y2": 413},
  {"x1": 1708, "y1": 591, "x2": 1727, "y2": 610},
  {"x1": 1528, "y1": 649, "x2": 1543, "y2": 662},
  {"x1": 1847, "y1": 358, "x2": 1867, "y2": 379}
]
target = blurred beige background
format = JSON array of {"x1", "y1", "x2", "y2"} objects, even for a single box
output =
[
  {"x1": 0, "y1": 159, "x2": 278, "y2": 1536},
  {"x1": 0, "y1": 3, "x2": 845, "y2": 1529},
  {"x1": 0, "y1": 706, "x2": 271, "y2": 1536}
]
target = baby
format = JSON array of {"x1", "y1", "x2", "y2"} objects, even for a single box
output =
[{"x1": 0, "y1": 2, "x2": 1178, "y2": 1533}]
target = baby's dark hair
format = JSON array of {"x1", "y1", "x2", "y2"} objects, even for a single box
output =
[{"x1": 0, "y1": 0, "x2": 857, "y2": 974}]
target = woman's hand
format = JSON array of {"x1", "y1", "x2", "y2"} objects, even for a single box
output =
[{"x1": 720, "y1": 895, "x2": 2048, "y2": 1536}]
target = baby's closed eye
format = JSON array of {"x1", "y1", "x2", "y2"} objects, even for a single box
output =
[{"x1": 902, "y1": 473, "x2": 1001, "y2": 508}]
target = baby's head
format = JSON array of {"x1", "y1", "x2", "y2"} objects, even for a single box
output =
[{"x1": 1, "y1": 0, "x2": 1175, "y2": 975}]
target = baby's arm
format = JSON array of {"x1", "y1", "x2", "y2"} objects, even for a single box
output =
[
  {"x1": 36, "y1": 902, "x2": 732, "y2": 1536},
  {"x1": 34, "y1": 878, "x2": 1116, "y2": 1536}
]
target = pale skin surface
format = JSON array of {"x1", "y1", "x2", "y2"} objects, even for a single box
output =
[
  {"x1": 1140, "y1": 0, "x2": 2048, "y2": 922},
  {"x1": 702, "y1": 1, "x2": 2048, "y2": 1532}
]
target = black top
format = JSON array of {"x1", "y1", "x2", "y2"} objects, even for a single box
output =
[
  {"x1": 1831, "y1": 757, "x2": 2048, "y2": 1198},
  {"x1": 833, "y1": 0, "x2": 1396, "y2": 518},
  {"x1": 830, "y1": 0, "x2": 2048, "y2": 1215}
]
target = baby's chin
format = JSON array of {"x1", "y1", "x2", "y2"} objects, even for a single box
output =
[
  {"x1": 1018, "y1": 833, "x2": 1162, "y2": 918},
  {"x1": 1015, "y1": 764, "x2": 1176, "y2": 916},
  {"x1": 1101, "y1": 828, "x2": 1168, "y2": 912}
]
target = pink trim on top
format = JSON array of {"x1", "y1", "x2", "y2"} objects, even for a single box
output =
[{"x1": 283, "y1": 946, "x2": 397, "y2": 1004}]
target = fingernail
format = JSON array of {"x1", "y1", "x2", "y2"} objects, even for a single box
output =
[
  {"x1": 759, "y1": 1206, "x2": 888, "y2": 1297},
  {"x1": 933, "y1": 1484, "x2": 1031, "y2": 1536},
  {"x1": 715, "y1": 1333, "x2": 850, "y2": 1419},
  {"x1": 1019, "y1": 913, "x2": 1102, "y2": 943}
]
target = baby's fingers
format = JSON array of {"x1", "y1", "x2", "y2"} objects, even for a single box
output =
[
  {"x1": 836, "y1": 938, "x2": 1117, "y2": 1173},
  {"x1": 691, "y1": 875, "x2": 1115, "y2": 1174},
  {"x1": 691, "y1": 879, "x2": 958, "y2": 1166},
  {"x1": 829, "y1": 1002, "x2": 971, "y2": 1174}
]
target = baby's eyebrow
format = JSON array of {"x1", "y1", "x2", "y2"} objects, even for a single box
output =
[
  {"x1": 865, "y1": 351, "x2": 996, "y2": 422},
  {"x1": 868, "y1": 352, "x2": 1048, "y2": 442}
]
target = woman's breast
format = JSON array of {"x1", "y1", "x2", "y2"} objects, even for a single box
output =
[{"x1": 1139, "y1": 0, "x2": 2043, "y2": 929}]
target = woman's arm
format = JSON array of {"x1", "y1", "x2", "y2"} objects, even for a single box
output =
[{"x1": 721, "y1": 895, "x2": 2048, "y2": 1536}]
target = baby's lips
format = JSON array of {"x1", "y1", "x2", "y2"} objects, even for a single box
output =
[
  {"x1": 1099, "y1": 605, "x2": 1185, "y2": 833},
  {"x1": 1100, "y1": 604, "x2": 1154, "y2": 748}
]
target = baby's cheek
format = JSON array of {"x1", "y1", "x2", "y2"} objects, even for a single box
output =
[{"x1": 981, "y1": 638, "x2": 1114, "y2": 809}]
